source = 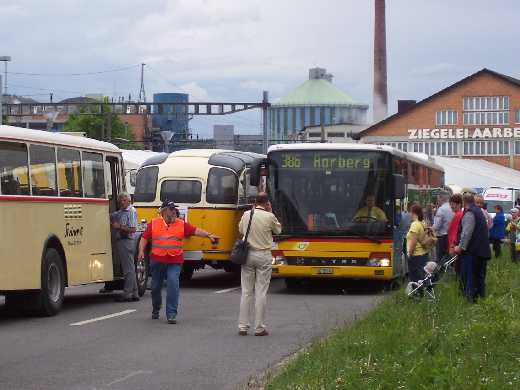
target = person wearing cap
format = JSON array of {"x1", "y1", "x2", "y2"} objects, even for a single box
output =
[
  {"x1": 506, "y1": 208, "x2": 520, "y2": 263},
  {"x1": 138, "y1": 200, "x2": 218, "y2": 323}
]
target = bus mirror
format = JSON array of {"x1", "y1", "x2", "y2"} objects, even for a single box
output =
[
  {"x1": 394, "y1": 174, "x2": 405, "y2": 199},
  {"x1": 250, "y1": 158, "x2": 267, "y2": 187}
]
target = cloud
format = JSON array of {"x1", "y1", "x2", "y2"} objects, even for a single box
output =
[
  {"x1": 3, "y1": 0, "x2": 520, "y2": 136},
  {"x1": 410, "y1": 63, "x2": 464, "y2": 77},
  {"x1": 178, "y1": 82, "x2": 211, "y2": 101}
]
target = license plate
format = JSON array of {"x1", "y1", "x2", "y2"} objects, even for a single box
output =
[{"x1": 316, "y1": 267, "x2": 334, "y2": 275}]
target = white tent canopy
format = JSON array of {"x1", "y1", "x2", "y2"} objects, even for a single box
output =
[{"x1": 411, "y1": 153, "x2": 520, "y2": 189}]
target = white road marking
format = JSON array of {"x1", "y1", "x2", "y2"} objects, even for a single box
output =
[
  {"x1": 106, "y1": 370, "x2": 153, "y2": 387},
  {"x1": 70, "y1": 309, "x2": 136, "y2": 326},
  {"x1": 215, "y1": 287, "x2": 241, "y2": 294}
]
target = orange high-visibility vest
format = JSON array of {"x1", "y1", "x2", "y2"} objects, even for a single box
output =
[{"x1": 150, "y1": 217, "x2": 185, "y2": 257}]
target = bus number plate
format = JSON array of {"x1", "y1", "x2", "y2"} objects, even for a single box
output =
[{"x1": 317, "y1": 267, "x2": 334, "y2": 275}]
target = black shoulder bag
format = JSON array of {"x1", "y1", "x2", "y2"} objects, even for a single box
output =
[{"x1": 230, "y1": 208, "x2": 255, "y2": 265}]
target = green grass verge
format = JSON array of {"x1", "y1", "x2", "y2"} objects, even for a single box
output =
[{"x1": 267, "y1": 251, "x2": 520, "y2": 389}]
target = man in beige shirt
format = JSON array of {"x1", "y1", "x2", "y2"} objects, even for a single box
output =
[{"x1": 238, "y1": 192, "x2": 282, "y2": 336}]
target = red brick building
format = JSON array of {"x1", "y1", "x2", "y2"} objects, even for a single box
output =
[{"x1": 358, "y1": 68, "x2": 520, "y2": 170}]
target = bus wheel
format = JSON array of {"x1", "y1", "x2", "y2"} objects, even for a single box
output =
[
  {"x1": 180, "y1": 265, "x2": 194, "y2": 282},
  {"x1": 135, "y1": 255, "x2": 148, "y2": 297},
  {"x1": 37, "y1": 248, "x2": 65, "y2": 316}
]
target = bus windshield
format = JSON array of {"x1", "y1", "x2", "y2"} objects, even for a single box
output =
[{"x1": 268, "y1": 150, "x2": 393, "y2": 237}]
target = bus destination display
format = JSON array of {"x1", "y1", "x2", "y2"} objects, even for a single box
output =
[{"x1": 279, "y1": 152, "x2": 374, "y2": 170}]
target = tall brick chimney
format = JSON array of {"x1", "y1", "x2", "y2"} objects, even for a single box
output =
[{"x1": 373, "y1": 0, "x2": 388, "y2": 122}]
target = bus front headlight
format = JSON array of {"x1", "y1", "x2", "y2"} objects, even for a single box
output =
[{"x1": 367, "y1": 253, "x2": 391, "y2": 267}]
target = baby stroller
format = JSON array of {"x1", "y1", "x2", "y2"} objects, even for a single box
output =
[{"x1": 405, "y1": 255, "x2": 457, "y2": 299}]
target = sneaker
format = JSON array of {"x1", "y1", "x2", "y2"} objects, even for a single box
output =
[
  {"x1": 167, "y1": 317, "x2": 177, "y2": 324},
  {"x1": 152, "y1": 312, "x2": 159, "y2": 320},
  {"x1": 254, "y1": 330, "x2": 269, "y2": 336},
  {"x1": 238, "y1": 330, "x2": 248, "y2": 336}
]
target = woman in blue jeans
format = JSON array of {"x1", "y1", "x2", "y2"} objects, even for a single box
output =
[{"x1": 406, "y1": 204, "x2": 429, "y2": 282}]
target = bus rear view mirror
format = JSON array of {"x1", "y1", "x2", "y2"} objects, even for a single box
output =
[
  {"x1": 250, "y1": 158, "x2": 267, "y2": 187},
  {"x1": 394, "y1": 174, "x2": 405, "y2": 199}
]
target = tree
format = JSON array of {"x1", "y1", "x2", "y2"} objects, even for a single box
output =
[{"x1": 64, "y1": 104, "x2": 141, "y2": 150}]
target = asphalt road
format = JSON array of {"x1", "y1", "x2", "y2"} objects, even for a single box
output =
[{"x1": 0, "y1": 269, "x2": 384, "y2": 390}]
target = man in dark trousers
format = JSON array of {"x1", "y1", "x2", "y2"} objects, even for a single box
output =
[{"x1": 454, "y1": 192, "x2": 491, "y2": 302}]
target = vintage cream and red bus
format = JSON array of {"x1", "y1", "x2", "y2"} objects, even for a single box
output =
[
  {"x1": 249, "y1": 143, "x2": 445, "y2": 288},
  {"x1": 0, "y1": 125, "x2": 145, "y2": 315}
]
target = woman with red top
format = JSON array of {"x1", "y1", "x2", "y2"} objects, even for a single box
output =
[{"x1": 447, "y1": 193, "x2": 463, "y2": 275}]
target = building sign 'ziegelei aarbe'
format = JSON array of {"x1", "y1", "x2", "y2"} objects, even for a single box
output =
[{"x1": 408, "y1": 127, "x2": 520, "y2": 140}]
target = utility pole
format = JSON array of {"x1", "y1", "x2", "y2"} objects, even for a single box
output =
[
  {"x1": 139, "y1": 63, "x2": 146, "y2": 103},
  {"x1": 262, "y1": 91, "x2": 269, "y2": 153}
]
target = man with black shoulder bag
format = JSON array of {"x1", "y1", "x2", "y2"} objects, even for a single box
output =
[{"x1": 237, "y1": 192, "x2": 282, "y2": 336}]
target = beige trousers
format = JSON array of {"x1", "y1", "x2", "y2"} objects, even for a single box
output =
[{"x1": 238, "y1": 249, "x2": 272, "y2": 333}]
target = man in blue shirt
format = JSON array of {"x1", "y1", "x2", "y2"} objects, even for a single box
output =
[{"x1": 112, "y1": 192, "x2": 139, "y2": 302}]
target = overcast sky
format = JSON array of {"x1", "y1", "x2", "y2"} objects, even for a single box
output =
[{"x1": 2, "y1": 0, "x2": 520, "y2": 137}]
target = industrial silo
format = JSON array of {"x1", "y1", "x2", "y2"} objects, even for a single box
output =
[{"x1": 152, "y1": 93, "x2": 190, "y2": 151}]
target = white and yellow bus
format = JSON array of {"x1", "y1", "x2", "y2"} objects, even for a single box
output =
[
  {"x1": 249, "y1": 143, "x2": 445, "y2": 288},
  {"x1": 133, "y1": 149, "x2": 263, "y2": 280},
  {"x1": 0, "y1": 125, "x2": 146, "y2": 315}
]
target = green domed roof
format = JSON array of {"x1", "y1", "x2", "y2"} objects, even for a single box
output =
[{"x1": 275, "y1": 78, "x2": 359, "y2": 106}]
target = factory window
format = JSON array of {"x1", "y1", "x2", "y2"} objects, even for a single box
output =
[
  {"x1": 515, "y1": 109, "x2": 520, "y2": 124},
  {"x1": 515, "y1": 141, "x2": 520, "y2": 154},
  {"x1": 463, "y1": 96, "x2": 509, "y2": 125},
  {"x1": 435, "y1": 110, "x2": 457, "y2": 125},
  {"x1": 462, "y1": 141, "x2": 509, "y2": 156}
]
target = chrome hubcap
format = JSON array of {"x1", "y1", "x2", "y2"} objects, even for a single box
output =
[{"x1": 47, "y1": 263, "x2": 62, "y2": 302}]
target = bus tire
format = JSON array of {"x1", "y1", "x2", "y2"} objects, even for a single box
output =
[
  {"x1": 135, "y1": 254, "x2": 149, "y2": 297},
  {"x1": 37, "y1": 248, "x2": 65, "y2": 316}
]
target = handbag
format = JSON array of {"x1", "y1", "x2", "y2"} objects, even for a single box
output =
[{"x1": 230, "y1": 208, "x2": 255, "y2": 265}]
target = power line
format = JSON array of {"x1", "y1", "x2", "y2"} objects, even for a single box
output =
[
  {"x1": 8, "y1": 83, "x2": 85, "y2": 95},
  {"x1": 7, "y1": 64, "x2": 140, "y2": 77}
]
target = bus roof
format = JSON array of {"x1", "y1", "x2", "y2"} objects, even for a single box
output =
[
  {"x1": 141, "y1": 149, "x2": 265, "y2": 173},
  {"x1": 268, "y1": 143, "x2": 444, "y2": 171},
  {"x1": 0, "y1": 125, "x2": 121, "y2": 153}
]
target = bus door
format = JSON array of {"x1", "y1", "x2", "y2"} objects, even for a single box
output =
[{"x1": 106, "y1": 155, "x2": 123, "y2": 278}]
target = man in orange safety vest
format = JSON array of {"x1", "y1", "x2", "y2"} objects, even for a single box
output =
[{"x1": 138, "y1": 200, "x2": 218, "y2": 324}]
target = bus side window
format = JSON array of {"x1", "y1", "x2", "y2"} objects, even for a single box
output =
[
  {"x1": 57, "y1": 148, "x2": 82, "y2": 197},
  {"x1": 0, "y1": 141, "x2": 29, "y2": 195},
  {"x1": 30, "y1": 144, "x2": 58, "y2": 196},
  {"x1": 82, "y1": 151, "x2": 105, "y2": 198}
]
